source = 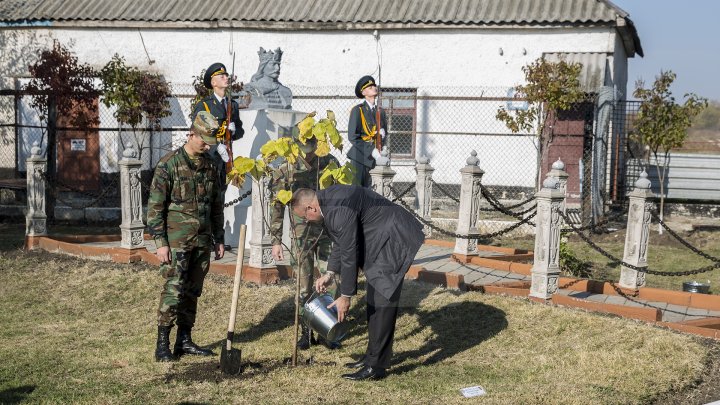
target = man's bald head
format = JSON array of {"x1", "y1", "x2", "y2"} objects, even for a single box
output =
[{"x1": 290, "y1": 188, "x2": 322, "y2": 222}]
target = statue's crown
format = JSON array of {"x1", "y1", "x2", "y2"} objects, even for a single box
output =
[{"x1": 258, "y1": 47, "x2": 283, "y2": 63}]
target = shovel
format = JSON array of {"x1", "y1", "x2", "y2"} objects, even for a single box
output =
[{"x1": 220, "y1": 224, "x2": 247, "y2": 375}]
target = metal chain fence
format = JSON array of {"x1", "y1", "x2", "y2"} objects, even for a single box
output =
[{"x1": 2, "y1": 85, "x2": 715, "y2": 230}]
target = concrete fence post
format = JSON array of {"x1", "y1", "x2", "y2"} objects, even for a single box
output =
[
  {"x1": 529, "y1": 175, "x2": 565, "y2": 299},
  {"x1": 370, "y1": 146, "x2": 396, "y2": 199},
  {"x1": 454, "y1": 150, "x2": 484, "y2": 257},
  {"x1": 25, "y1": 141, "x2": 47, "y2": 240},
  {"x1": 249, "y1": 175, "x2": 275, "y2": 269},
  {"x1": 547, "y1": 158, "x2": 569, "y2": 214},
  {"x1": 619, "y1": 171, "x2": 653, "y2": 290},
  {"x1": 415, "y1": 156, "x2": 434, "y2": 238},
  {"x1": 119, "y1": 147, "x2": 145, "y2": 250}
]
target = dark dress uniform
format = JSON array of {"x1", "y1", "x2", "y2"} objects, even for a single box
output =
[
  {"x1": 347, "y1": 76, "x2": 387, "y2": 188},
  {"x1": 192, "y1": 63, "x2": 245, "y2": 189}
]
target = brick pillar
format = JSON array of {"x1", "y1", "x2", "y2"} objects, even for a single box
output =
[
  {"x1": 415, "y1": 156, "x2": 434, "y2": 238},
  {"x1": 370, "y1": 146, "x2": 396, "y2": 199},
  {"x1": 529, "y1": 175, "x2": 565, "y2": 299},
  {"x1": 118, "y1": 147, "x2": 145, "y2": 250},
  {"x1": 25, "y1": 141, "x2": 47, "y2": 243},
  {"x1": 619, "y1": 171, "x2": 653, "y2": 290},
  {"x1": 454, "y1": 150, "x2": 484, "y2": 256}
]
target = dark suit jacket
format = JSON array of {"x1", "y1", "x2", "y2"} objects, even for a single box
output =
[
  {"x1": 346, "y1": 102, "x2": 387, "y2": 168},
  {"x1": 319, "y1": 185, "x2": 424, "y2": 300}
]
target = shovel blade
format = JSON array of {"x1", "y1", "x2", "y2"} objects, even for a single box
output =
[{"x1": 220, "y1": 346, "x2": 242, "y2": 375}]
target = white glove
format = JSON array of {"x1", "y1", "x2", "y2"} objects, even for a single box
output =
[
  {"x1": 380, "y1": 128, "x2": 386, "y2": 140},
  {"x1": 227, "y1": 122, "x2": 236, "y2": 134},
  {"x1": 217, "y1": 143, "x2": 230, "y2": 162},
  {"x1": 371, "y1": 148, "x2": 381, "y2": 160}
]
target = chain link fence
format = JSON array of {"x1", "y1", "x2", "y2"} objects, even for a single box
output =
[{"x1": 0, "y1": 85, "x2": 658, "y2": 232}]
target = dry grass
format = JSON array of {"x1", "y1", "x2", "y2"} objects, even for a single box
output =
[{"x1": 0, "y1": 249, "x2": 713, "y2": 404}]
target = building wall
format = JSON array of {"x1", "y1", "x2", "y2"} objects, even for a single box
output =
[{"x1": 1, "y1": 25, "x2": 628, "y2": 183}]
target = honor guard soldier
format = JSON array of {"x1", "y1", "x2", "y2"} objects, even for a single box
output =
[
  {"x1": 192, "y1": 62, "x2": 245, "y2": 190},
  {"x1": 346, "y1": 75, "x2": 387, "y2": 187}
]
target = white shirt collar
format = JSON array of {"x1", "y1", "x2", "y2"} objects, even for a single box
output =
[{"x1": 214, "y1": 93, "x2": 225, "y2": 104}]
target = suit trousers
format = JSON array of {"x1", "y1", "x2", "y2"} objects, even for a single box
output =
[{"x1": 365, "y1": 278, "x2": 403, "y2": 369}]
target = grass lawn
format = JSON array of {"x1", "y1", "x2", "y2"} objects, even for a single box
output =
[
  {"x1": 493, "y1": 227, "x2": 720, "y2": 293},
  {"x1": 0, "y1": 242, "x2": 716, "y2": 404}
]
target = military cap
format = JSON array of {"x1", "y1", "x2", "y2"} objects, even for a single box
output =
[
  {"x1": 203, "y1": 62, "x2": 227, "y2": 89},
  {"x1": 355, "y1": 75, "x2": 377, "y2": 98},
  {"x1": 192, "y1": 111, "x2": 219, "y2": 144}
]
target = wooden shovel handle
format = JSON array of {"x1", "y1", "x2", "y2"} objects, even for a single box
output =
[{"x1": 227, "y1": 224, "x2": 247, "y2": 349}]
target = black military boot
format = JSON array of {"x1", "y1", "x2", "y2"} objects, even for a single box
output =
[
  {"x1": 155, "y1": 325, "x2": 175, "y2": 362},
  {"x1": 297, "y1": 324, "x2": 313, "y2": 350},
  {"x1": 174, "y1": 327, "x2": 214, "y2": 357}
]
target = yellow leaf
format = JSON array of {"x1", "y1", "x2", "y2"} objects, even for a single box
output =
[
  {"x1": 326, "y1": 123, "x2": 342, "y2": 149},
  {"x1": 312, "y1": 121, "x2": 327, "y2": 144},
  {"x1": 276, "y1": 189, "x2": 293, "y2": 205},
  {"x1": 260, "y1": 141, "x2": 278, "y2": 160},
  {"x1": 315, "y1": 139, "x2": 330, "y2": 157},
  {"x1": 232, "y1": 156, "x2": 256, "y2": 174},
  {"x1": 335, "y1": 163, "x2": 355, "y2": 185},
  {"x1": 326, "y1": 110, "x2": 336, "y2": 123},
  {"x1": 319, "y1": 168, "x2": 334, "y2": 190},
  {"x1": 297, "y1": 113, "x2": 316, "y2": 142}
]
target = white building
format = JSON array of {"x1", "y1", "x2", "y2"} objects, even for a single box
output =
[{"x1": 0, "y1": 0, "x2": 642, "y2": 207}]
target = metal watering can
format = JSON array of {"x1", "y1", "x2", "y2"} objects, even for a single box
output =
[{"x1": 302, "y1": 292, "x2": 349, "y2": 344}]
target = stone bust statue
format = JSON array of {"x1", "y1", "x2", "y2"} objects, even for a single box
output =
[{"x1": 244, "y1": 47, "x2": 292, "y2": 110}]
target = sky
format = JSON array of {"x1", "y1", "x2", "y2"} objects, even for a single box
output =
[{"x1": 612, "y1": 0, "x2": 720, "y2": 102}]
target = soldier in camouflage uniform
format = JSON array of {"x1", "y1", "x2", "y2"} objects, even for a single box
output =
[
  {"x1": 270, "y1": 136, "x2": 341, "y2": 350},
  {"x1": 147, "y1": 111, "x2": 226, "y2": 362}
]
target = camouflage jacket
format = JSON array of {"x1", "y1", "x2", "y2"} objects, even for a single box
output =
[
  {"x1": 269, "y1": 154, "x2": 339, "y2": 245},
  {"x1": 147, "y1": 146, "x2": 224, "y2": 250}
]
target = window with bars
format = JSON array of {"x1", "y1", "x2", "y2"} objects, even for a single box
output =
[{"x1": 380, "y1": 88, "x2": 417, "y2": 159}]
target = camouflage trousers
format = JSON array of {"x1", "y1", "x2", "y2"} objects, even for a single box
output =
[
  {"x1": 157, "y1": 246, "x2": 211, "y2": 328},
  {"x1": 291, "y1": 213, "x2": 339, "y2": 315}
]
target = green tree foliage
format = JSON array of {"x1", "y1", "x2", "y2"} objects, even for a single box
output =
[
  {"x1": 496, "y1": 58, "x2": 585, "y2": 187},
  {"x1": 632, "y1": 70, "x2": 708, "y2": 226},
  {"x1": 100, "y1": 54, "x2": 170, "y2": 129},
  {"x1": 99, "y1": 54, "x2": 171, "y2": 158}
]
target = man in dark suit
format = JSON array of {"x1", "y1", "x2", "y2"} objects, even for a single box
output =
[
  {"x1": 346, "y1": 75, "x2": 387, "y2": 188},
  {"x1": 291, "y1": 185, "x2": 425, "y2": 380},
  {"x1": 192, "y1": 62, "x2": 245, "y2": 190}
]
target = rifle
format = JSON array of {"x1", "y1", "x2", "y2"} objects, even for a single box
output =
[
  {"x1": 224, "y1": 52, "x2": 236, "y2": 173},
  {"x1": 374, "y1": 88, "x2": 382, "y2": 152}
]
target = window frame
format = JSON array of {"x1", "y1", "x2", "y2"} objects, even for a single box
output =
[{"x1": 380, "y1": 87, "x2": 417, "y2": 160}]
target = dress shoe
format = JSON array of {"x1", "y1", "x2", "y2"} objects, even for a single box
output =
[
  {"x1": 342, "y1": 365, "x2": 387, "y2": 380},
  {"x1": 343, "y1": 358, "x2": 365, "y2": 369}
]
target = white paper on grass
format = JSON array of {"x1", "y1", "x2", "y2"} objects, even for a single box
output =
[{"x1": 459, "y1": 386, "x2": 486, "y2": 398}]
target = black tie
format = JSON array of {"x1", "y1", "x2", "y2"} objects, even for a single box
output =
[
  {"x1": 370, "y1": 106, "x2": 376, "y2": 117},
  {"x1": 221, "y1": 98, "x2": 227, "y2": 110}
]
